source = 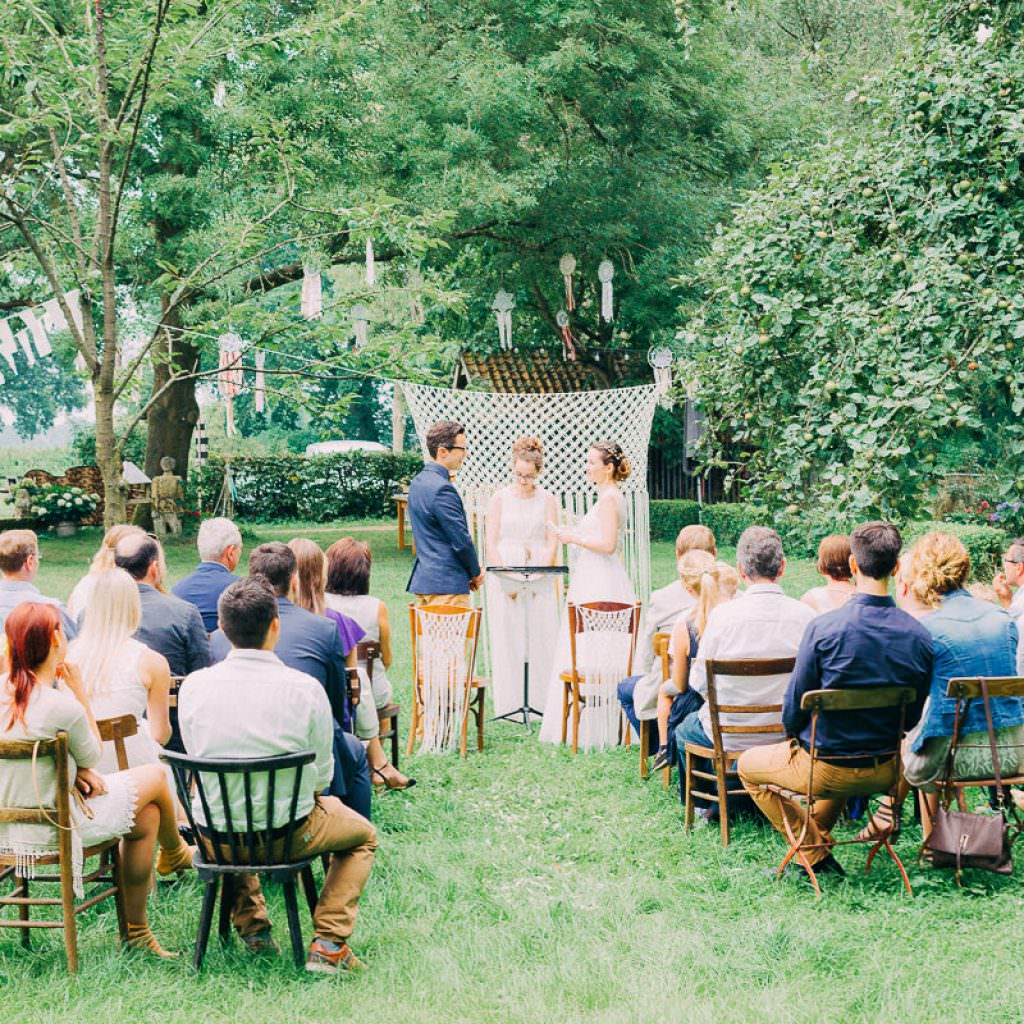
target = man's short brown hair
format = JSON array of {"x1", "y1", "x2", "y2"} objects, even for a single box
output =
[
  {"x1": 675, "y1": 524, "x2": 716, "y2": 557},
  {"x1": 0, "y1": 530, "x2": 38, "y2": 574},
  {"x1": 426, "y1": 420, "x2": 465, "y2": 459},
  {"x1": 850, "y1": 522, "x2": 902, "y2": 580}
]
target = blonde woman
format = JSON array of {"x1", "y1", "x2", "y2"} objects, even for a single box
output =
[
  {"x1": 288, "y1": 538, "x2": 413, "y2": 790},
  {"x1": 67, "y1": 567, "x2": 173, "y2": 773},
  {"x1": 67, "y1": 523, "x2": 145, "y2": 622},
  {"x1": 650, "y1": 551, "x2": 730, "y2": 773}
]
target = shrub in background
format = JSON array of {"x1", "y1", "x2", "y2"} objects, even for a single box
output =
[{"x1": 649, "y1": 500, "x2": 701, "y2": 542}]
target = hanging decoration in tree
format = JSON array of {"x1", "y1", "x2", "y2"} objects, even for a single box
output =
[
  {"x1": 352, "y1": 304, "x2": 370, "y2": 349},
  {"x1": 213, "y1": 81, "x2": 227, "y2": 108},
  {"x1": 598, "y1": 259, "x2": 615, "y2": 322},
  {"x1": 648, "y1": 346, "x2": 674, "y2": 409},
  {"x1": 301, "y1": 265, "x2": 322, "y2": 320},
  {"x1": 15, "y1": 330, "x2": 36, "y2": 366},
  {"x1": 20, "y1": 309, "x2": 51, "y2": 358},
  {"x1": 365, "y1": 239, "x2": 376, "y2": 286},
  {"x1": 254, "y1": 349, "x2": 266, "y2": 414},
  {"x1": 408, "y1": 268, "x2": 425, "y2": 325},
  {"x1": 0, "y1": 289, "x2": 85, "y2": 381},
  {"x1": 217, "y1": 332, "x2": 244, "y2": 435},
  {"x1": 491, "y1": 289, "x2": 515, "y2": 351},
  {"x1": 559, "y1": 253, "x2": 577, "y2": 311},
  {"x1": 556, "y1": 310, "x2": 577, "y2": 361}
]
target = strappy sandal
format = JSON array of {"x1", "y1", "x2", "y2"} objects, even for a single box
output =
[
  {"x1": 853, "y1": 801, "x2": 899, "y2": 843},
  {"x1": 371, "y1": 764, "x2": 416, "y2": 791},
  {"x1": 156, "y1": 841, "x2": 195, "y2": 879},
  {"x1": 126, "y1": 924, "x2": 178, "y2": 959}
]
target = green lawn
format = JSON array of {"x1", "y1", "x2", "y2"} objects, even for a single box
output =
[{"x1": 3, "y1": 523, "x2": 1022, "y2": 1024}]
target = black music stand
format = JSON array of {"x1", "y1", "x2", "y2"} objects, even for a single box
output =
[{"x1": 485, "y1": 564, "x2": 568, "y2": 730}]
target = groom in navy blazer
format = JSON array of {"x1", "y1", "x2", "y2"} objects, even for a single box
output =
[{"x1": 407, "y1": 420, "x2": 483, "y2": 607}]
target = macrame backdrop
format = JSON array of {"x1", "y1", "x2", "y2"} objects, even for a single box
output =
[{"x1": 402, "y1": 383, "x2": 659, "y2": 606}]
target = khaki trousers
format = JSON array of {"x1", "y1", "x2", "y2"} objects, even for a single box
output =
[
  {"x1": 226, "y1": 796, "x2": 377, "y2": 942},
  {"x1": 738, "y1": 740, "x2": 898, "y2": 865},
  {"x1": 414, "y1": 593, "x2": 471, "y2": 609}
]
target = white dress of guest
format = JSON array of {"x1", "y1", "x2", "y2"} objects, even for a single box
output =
[
  {"x1": 0, "y1": 680, "x2": 138, "y2": 895},
  {"x1": 539, "y1": 490, "x2": 638, "y2": 747},
  {"x1": 324, "y1": 593, "x2": 395, "y2": 713},
  {"x1": 67, "y1": 574, "x2": 98, "y2": 624},
  {"x1": 801, "y1": 579, "x2": 856, "y2": 616},
  {"x1": 485, "y1": 484, "x2": 561, "y2": 719},
  {"x1": 87, "y1": 638, "x2": 165, "y2": 773}
]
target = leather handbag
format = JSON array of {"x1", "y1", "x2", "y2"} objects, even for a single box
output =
[{"x1": 922, "y1": 681, "x2": 1019, "y2": 881}]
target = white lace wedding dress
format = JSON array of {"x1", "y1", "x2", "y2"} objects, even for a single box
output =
[{"x1": 538, "y1": 491, "x2": 637, "y2": 748}]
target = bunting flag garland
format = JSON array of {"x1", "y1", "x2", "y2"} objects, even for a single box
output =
[
  {"x1": 301, "y1": 266, "x2": 322, "y2": 320},
  {"x1": 41, "y1": 297, "x2": 67, "y2": 332},
  {"x1": 217, "y1": 332, "x2": 245, "y2": 435},
  {"x1": 0, "y1": 319, "x2": 18, "y2": 372},
  {"x1": 21, "y1": 308, "x2": 51, "y2": 357},
  {"x1": 254, "y1": 349, "x2": 266, "y2": 413},
  {"x1": 16, "y1": 330, "x2": 36, "y2": 366},
  {"x1": 352, "y1": 304, "x2": 369, "y2": 349},
  {"x1": 556, "y1": 310, "x2": 577, "y2": 361},
  {"x1": 365, "y1": 239, "x2": 376, "y2": 286},
  {"x1": 559, "y1": 253, "x2": 576, "y2": 311},
  {"x1": 0, "y1": 288, "x2": 84, "y2": 381},
  {"x1": 491, "y1": 289, "x2": 515, "y2": 350},
  {"x1": 598, "y1": 259, "x2": 615, "y2": 322}
]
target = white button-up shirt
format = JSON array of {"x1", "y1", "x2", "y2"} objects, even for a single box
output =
[
  {"x1": 691, "y1": 583, "x2": 815, "y2": 750},
  {"x1": 178, "y1": 648, "x2": 334, "y2": 831}
]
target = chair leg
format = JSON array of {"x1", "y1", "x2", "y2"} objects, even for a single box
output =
[
  {"x1": 406, "y1": 698, "x2": 419, "y2": 757},
  {"x1": 476, "y1": 691, "x2": 485, "y2": 752},
  {"x1": 683, "y1": 751, "x2": 695, "y2": 830},
  {"x1": 218, "y1": 875, "x2": 234, "y2": 943},
  {"x1": 391, "y1": 713, "x2": 400, "y2": 769},
  {"x1": 110, "y1": 846, "x2": 128, "y2": 943},
  {"x1": 561, "y1": 682, "x2": 569, "y2": 745},
  {"x1": 16, "y1": 876, "x2": 30, "y2": 948},
  {"x1": 300, "y1": 864, "x2": 319, "y2": 918},
  {"x1": 715, "y1": 758, "x2": 731, "y2": 848},
  {"x1": 662, "y1": 763, "x2": 670, "y2": 792},
  {"x1": 282, "y1": 878, "x2": 305, "y2": 969},
  {"x1": 60, "y1": 851, "x2": 79, "y2": 975},
  {"x1": 460, "y1": 702, "x2": 470, "y2": 759},
  {"x1": 639, "y1": 721, "x2": 649, "y2": 779},
  {"x1": 194, "y1": 879, "x2": 219, "y2": 972},
  {"x1": 571, "y1": 681, "x2": 581, "y2": 754}
]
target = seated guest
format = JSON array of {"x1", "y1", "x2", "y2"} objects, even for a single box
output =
[
  {"x1": 180, "y1": 577, "x2": 376, "y2": 973},
  {"x1": 676, "y1": 527, "x2": 814, "y2": 812},
  {"x1": 716, "y1": 561, "x2": 740, "y2": 600},
  {"x1": 0, "y1": 603, "x2": 191, "y2": 958},
  {"x1": 618, "y1": 525, "x2": 717, "y2": 745},
  {"x1": 800, "y1": 534, "x2": 856, "y2": 615},
  {"x1": 209, "y1": 543, "x2": 372, "y2": 820},
  {"x1": 171, "y1": 517, "x2": 243, "y2": 633},
  {"x1": 738, "y1": 522, "x2": 932, "y2": 879},
  {"x1": 114, "y1": 534, "x2": 211, "y2": 750},
  {"x1": 299, "y1": 536, "x2": 415, "y2": 790},
  {"x1": 67, "y1": 568, "x2": 173, "y2": 773},
  {"x1": 68, "y1": 524, "x2": 144, "y2": 623},
  {"x1": 649, "y1": 551, "x2": 729, "y2": 773},
  {"x1": 0, "y1": 530, "x2": 77, "y2": 638},
  {"x1": 858, "y1": 532, "x2": 1024, "y2": 840},
  {"x1": 993, "y1": 536, "x2": 1024, "y2": 673}
]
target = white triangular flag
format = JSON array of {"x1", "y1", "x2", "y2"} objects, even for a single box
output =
[
  {"x1": 21, "y1": 308, "x2": 51, "y2": 357},
  {"x1": 42, "y1": 297, "x2": 67, "y2": 332},
  {"x1": 0, "y1": 319, "x2": 19, "y2": 371},
  {"x1": 74, "y1": 352, "x2": 87, "y2": 372},
  {"x1": 365, "y1": 239, "x2": 375, "y2": 286},
  {"x1": 15, "y1": 329, "x2": 35, "y2": 366},
  {"x1": 64, "y1": 290, "x2": 84, "y2": 331},
  {"x1": 254, "y1": 349, "x2": 266, "y2": 413},
  {"x1": 301, "y1": 266, "x2": 322, "y2": 320}
]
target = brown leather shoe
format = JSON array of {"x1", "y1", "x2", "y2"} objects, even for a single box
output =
[{"x1": 305, "y1": 939, "x2": 366, "y2": 975}]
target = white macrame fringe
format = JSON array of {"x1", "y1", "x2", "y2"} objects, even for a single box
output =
[
  {"x1": 301, "y1": 266, "x2": 322, "y2": 320},
  {"x1": 417, "y1": 611, "x2": 472, "y2": 754}
]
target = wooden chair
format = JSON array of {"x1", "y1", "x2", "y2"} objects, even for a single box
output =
[
  {"x1": 683, "y1": 657, "x2": 795, "y2": 847},
  {"x1": 407, "y1": 604, "x2": 483, "y2": 758},
  {"x1": 161, "y1": 748, "x2": 321, "y2": 971},
  {"x1": 560, "y1": 601, "x2": 642, "y2": 754},
  {"x1": 756, "y1": 686, "x2": 917, "y2": 897},
  {"x1": 0, "y1": 731, "x2": 126, "y2": 973},
  {"x1": 633, "y1": 632, "x2": 671, "y2": 784},
  {"x1": 96, "y1": 714, "x2": 138, "y2": 772},
  {"x1": 357, "y1": 640, "x2": 402, "y2": 769}
]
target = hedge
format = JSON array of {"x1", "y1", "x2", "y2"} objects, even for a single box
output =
[
  {"x1": 189, "y1": 452, "x2": 424, "y2": 521},
  {"x1": 649, "y1": 500, "x2": 701, "y2": 542},
  {"x1": 902, "y1": 520, "x2": 1006, "y2": 582}
]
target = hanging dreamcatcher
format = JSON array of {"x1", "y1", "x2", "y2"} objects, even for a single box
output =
[
  {"x1": 301, "y1": 265, "x2": 322, "y2": 320},
  {"x1": 559, "y1": 253, "x2": 577, "y2": 311},
  {"x1": 217, "y1": 332, "x2": 245, "y2": 435},
  {"x1": 254, "y1": 349, "x2": 266, "y2": 414},
  {"x1": 598, "y1": 259, "x2": 615, "y2": 322},
  {"x1": 352, "y1": 304, "x2": 370, "y2": 349},
  {"x1": 365, "y1": 239, "x2": 376, "y2": 286},
  {"x1": 556, "y1": 310, "x2": 577, "y2": 361},
  {"x1": 648, "y1": 346, "x2": 675, "y2": 409},
  {"x1": 491, "y1": 289, "x2": 515, "y2": 350}
]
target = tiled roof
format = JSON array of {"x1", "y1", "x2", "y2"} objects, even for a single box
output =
[{"x1": 455, "y1": 350, "x2": 612, "y2": 393}]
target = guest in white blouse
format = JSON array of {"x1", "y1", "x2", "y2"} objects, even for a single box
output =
[{"x1": 800, "y1": 534, "x2": 856, "y2": 615}]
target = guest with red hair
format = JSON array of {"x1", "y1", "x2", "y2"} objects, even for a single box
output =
[{"x1": 0, "y1": 603, "x2": 192, "y2": 957}]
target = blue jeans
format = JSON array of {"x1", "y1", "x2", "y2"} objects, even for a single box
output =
[
  {"x1": 327, "y1": 726, "x2": 372, "y2": 821},
  {"x1": 617, "y1": 677, "x2": 652, "y2": 748},
  {"x1": 674, "y1": 712, "x2": 757, "y2": 815}
]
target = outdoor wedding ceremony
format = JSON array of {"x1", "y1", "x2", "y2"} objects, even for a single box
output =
[{"x1": 1, "y1": 1, "x2": 1023, "y2": 1022}]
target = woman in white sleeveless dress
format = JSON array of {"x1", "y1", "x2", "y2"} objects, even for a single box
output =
[
  {"x1": 67, "y1": 568, "x2": 172, "y2": 774},
  {"x1": 538, "y1": 440, "x2": 638, "y2": 748},
  {"x1": 484, "y1": 437, "x2": 560, "y2": 719}
]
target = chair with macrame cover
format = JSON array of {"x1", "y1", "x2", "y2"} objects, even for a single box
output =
[
  {"x1": 408, "y1": 604, "x2": 483, "y2": 758},
  {"x1": 560, "y1": 601, "x2": 642, "y2": 753}
]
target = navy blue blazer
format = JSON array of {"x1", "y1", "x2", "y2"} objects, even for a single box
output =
[
  {"x1": 406, "y1": 462, "x2": 481, "y2": 595},
  {"x1": 209, "y1": 596, "x2": 354, "y2": 732},
  {"x1": 172, "y1": 562, "x2": 236, "y2": 633}
]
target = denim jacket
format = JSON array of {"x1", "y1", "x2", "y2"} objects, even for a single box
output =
[{"x1": 910, "y1": 590, "x2": 1024, "y2": 752}]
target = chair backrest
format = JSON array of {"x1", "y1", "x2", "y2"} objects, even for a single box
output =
[
  {"x1": 946, "y1": 677, "x2": 1024, "y2": 700},
  {"x1": 409, "y1": 604, "x2": 482, "y2": 686},
  {"x1": 96, "y1": 714, "x2": 138, "y2": 772},
  {"x1": 653, "y1": 631, "x2": 671, "y2": 683},
  {"x1": 567, "y1": 601, "x2": 643, "y2": 677},
  {"x1": 799, "y1": 686, "x2": 918, "y2": 761},
  {"x1": 168, "y1": 674, "x2": 184, "y2": 709},
  {"x1": 357, "y1": 640, "x2": 381, "y2": 683},
  {"x1": 161, "y1": 748, "x2": 317, "y2": 868},
  {"x1": 704, "y1": 657, "x2": 796, "y2": 756}
]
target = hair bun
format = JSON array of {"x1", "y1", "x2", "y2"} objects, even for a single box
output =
[{"x1": 513, "y1": 436, "x2": 544, "y2": 455}]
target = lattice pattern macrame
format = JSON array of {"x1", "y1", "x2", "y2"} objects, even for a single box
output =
[
  {"x1": 573, "y1": 606, "x2": 636, "y2": 751},
  {"x1": 414, "y1": 609, "x2": 477, "y2": 754},
  {"x1": 402, "y1": 382, "x2": 658, "y2": 604}
]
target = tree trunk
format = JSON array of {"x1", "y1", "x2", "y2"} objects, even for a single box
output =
[{"x1": 94, "y1": 382, "x2": 126, "y2": 527}]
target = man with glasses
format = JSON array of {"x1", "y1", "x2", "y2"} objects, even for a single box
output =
[
  {"x1": 994, "y1": 537, "x2": 1024, "y2": 672},
  {"x1": 406, "y1": 420, "x2": 483, "y2": 609},
  {"x1": 0, "y1": 529, "x2": 77, "y2": 637}
]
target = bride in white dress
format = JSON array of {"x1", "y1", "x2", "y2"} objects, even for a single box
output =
[
  {"x1": 484, "y1": 437, "x2": 561, "y2": 719},
  {"x1": 538, "y1": 440, "x2": 638, "y2": 748}
]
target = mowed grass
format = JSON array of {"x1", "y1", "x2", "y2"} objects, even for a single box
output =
[{"x1": 3, "y1": 523, "x2": 1023, "y2": 1024}]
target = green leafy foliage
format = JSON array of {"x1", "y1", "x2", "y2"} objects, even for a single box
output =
[
  {"x1": 903, "y1": 519, "x2": 1007, "y2": 580},
  {"x1": 648, "y1": 499, "x2": 701, "y2": 541},
  {"x1": 682, "y1": 0, "x2": 1024, "y2": 519},
  {"x1": 28, "y1": 484, "x2": 100, "y2": 527}
]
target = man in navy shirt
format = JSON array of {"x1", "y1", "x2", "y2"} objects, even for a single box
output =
[
  {"x1": 739, "y1": 522, "x2": 933, "y2": 878},
  {"x1": 172, "y1": 517, "x2": 242, "y2": 632}
]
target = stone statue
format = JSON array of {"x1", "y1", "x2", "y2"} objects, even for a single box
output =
[{"x1": 151, "y1": 456, "x2": 184, "y2": 538}]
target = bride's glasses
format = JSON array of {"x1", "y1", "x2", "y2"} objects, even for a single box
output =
[{"x1": 513, "y1": 471, "x2": 537, "y2": 484}]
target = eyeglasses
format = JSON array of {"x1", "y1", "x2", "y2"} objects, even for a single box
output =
[
  {"x1": 513, "y1": 473, "x2": 537, "y2": 483},
  {"x1": 448, "y1": 445, "x2": 467, "y2": 452},
  {"x1": 1004, "y1": 557, "x2": 1024, "y2": 565}
]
